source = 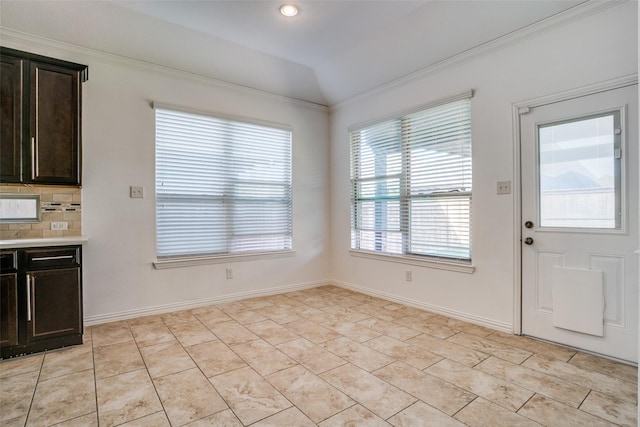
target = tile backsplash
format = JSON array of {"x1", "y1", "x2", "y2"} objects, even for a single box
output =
[{"x1": 0, "y1": 185, "x2": 82, "y2": 239}]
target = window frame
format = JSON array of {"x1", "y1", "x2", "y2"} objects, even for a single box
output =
[
  {"x1": 153, "y1": 103, "x2": 294, "y2": 268},
  {"x1": 348, "y1": 91, "x2": 475, "y2": 273}
]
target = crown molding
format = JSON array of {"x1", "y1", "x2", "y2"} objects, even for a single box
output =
[
  {"x1": 331, "y1": 0, "x2": 627, "y2": 111},
  {"x1": 0, "y1": 28, "x2": 330, "y2": 113}
]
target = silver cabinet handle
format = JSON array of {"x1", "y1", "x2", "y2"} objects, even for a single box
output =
[
  {"x1": 31, "y1": 137, "x2": 37, "y2": 180},
  {"x1": 32, "y1": 255, "x2": 74, "y2": 261},
  {"x1": 26, "y1": 274, "x2": 32, "y2": 322}
]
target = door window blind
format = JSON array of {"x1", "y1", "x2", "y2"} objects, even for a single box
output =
[
  {"x1": 350, "y1": 96, "x2": 472, "y2": 261},
  {"x1": 155, "y1": 107, "x2": 292, "y2": 258}
]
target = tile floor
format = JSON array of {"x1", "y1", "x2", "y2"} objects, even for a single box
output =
[{"x1": 1, "y1": 285, "x2": 637, "y2": 426}]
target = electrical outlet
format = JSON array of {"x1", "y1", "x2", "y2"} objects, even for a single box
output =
[
  {"x1": 405, "y1": 270, "x2": 412, "y2": 282},
  {"x1": 226, "y1": 268, "x2": 233, "y2": 279},
  {"x1": 496, "y1": 180, "x2": 511, "y2": 195},
  {"x1": 51, "y1": 221, "x2": 68, "y2": 231},
  {"x1": 130, "y1": 186, "x2": 144, "y2": 198}
]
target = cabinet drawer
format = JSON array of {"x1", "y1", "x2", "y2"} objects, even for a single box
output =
[
  {"x1": 0, "y1": 251, "x2": 17, "y2": 272},
  {"x1": 24, "y1": 247, "x2": 80, "y2": 269}
]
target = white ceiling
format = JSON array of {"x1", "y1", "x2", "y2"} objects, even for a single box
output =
[{"x1": 1, "y1": 0, "x2": 586, "y2": 105}]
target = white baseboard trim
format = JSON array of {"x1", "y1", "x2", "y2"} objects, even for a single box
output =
[
  {"x1": 84, "y1": 280, "x2": 328, "y2": 326},
  {"x1": 330, "y1": 279, "x2": 513, "y2": 334}
]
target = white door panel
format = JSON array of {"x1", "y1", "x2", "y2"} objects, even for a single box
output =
[{"x1": 520, "y1": 84, "x2": 638, "y2": 363}]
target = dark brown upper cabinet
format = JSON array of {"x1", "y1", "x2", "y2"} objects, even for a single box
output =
[{"x1": 0, "y1": 48, "x2": 87, "y2": 186}]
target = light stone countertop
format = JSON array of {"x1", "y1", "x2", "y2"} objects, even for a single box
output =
[{"x1": 0, "y1": 236, "x2": 89, "y2": 249}]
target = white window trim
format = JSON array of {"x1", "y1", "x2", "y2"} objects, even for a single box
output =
[
  {"x1": 153, "y1": 250, "x2": 296, "y2": 270},
  {"x1": 350, "y1": 249, "x2": 475, "y2": 274}
]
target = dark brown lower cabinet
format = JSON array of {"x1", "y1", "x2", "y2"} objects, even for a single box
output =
[{"x1": 0, "y1": 245, "x2": 83, "y2": 359}]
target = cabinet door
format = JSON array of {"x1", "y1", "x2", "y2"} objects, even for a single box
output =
[
  {"x1": 29, "y1": 62, "x2": 80, "y2": 185},
  {"x1": 0, "y1": 55, "x2": 24, "y2": 183},
  {"x1": 26, "y1": 268, "x2": 82, "y2": 343},
  {"x1": 0, "y1": 273, "x2": 19, "y2": 348}
]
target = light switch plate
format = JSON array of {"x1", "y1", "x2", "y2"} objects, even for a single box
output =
[{"x1": 130, "y1": 186, "x2": 144, "y2": 198}]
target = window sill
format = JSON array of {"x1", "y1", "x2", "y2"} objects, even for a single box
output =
[
  {"x1": 349, "y1": 250, "x2": 475, "y2": 274},
  {"x1": 154, "y1": 250, "x2": 295, "y2": 269}
]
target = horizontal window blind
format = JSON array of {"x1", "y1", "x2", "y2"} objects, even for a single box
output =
[
  {"x1": 350, "y1": 97, "x2": 472, "y2": 261},
  {"x1": 155, "y1": 107, "x2": 292, "y2": 258}
]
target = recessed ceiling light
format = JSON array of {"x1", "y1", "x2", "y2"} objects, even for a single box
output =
[{"x1": 279, "y1": 4, "x2": 298, "y2": 17}]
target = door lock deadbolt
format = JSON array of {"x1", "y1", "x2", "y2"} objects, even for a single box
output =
[{"x1": 524, "y1": 221, "x2": 534, "y2": 229}]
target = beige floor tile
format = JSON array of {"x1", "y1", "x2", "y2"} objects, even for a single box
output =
[
  {"x1": 214, "y1": 301, "x2": 248, "y2": 312},
  {"x1": 184, "y1": 409, "x2": 242, "y2": 426},
  {"x1": 393, "y1": 316, "x2": 457, "y2": 339},
  {"x1": 0, "y1": 353, "x2": 43, "y2": 378},
  {"x1": 454, "y1": 398, "x2": 541, "y2": 427},
  {"x1": 53, "y1": 412, "x2": 98, "y2": 427},
  {"x1": 580, "y1": 390, "x2": 638, "y2": 426},
  {"x1": 318, "y1": 404, "x2": 391, "y2": 427},
  {"x1": 485, "y1": 331, "x2": 576, "y2": 362},
  {"x1": 374, "y1": 361, "x2": 476, "y2": 416},
  {"x1": 27, "y1": 370, "x2": 95, "y2": 427},
  {"x1": 89, "y1": 321, "x2": 135, "y2": 348},
  {"x1": 207, "y1": 320, "x2": 261, "y2": 346},
  {"x1": 160, "y1": 309, "x2": 198, "y2": 326},
  {"x1": 569, "y1": 352, "x2": 638, "y2": 383},
  {"x1": 427, "y1": 315, "x2": 495, "y2": 337},
  {"x1": 292, "y1": 306, "x2": 339, "y2": 323},
  {"x1": 320, "y1": 363, "x2": 417, "y2": 419},
  {"x1": 118, "y1": 411, "x2": 171, "y2": 426},
  {"x1": 256, "y1": 305, "x2": 303, "y2": 324},
  {"x1": 323, "y1": 337, "x2": 394, "y2": 372},
  {"x1": 426, "y1": 359, "x2": 533, "y2": 411},
  {"x1": 154, "y1": 368, "x2": 228, "y2": 426},
  {"x1": 284, "y1": 318, "x2": 342, "y2": 344},
  {"x1": 322, "y1": 318, "x2": 382, "y2": 343},
  {"x1": 251, "y1": 407, "x2": 317, "y2": 426},
  {"x1": 96, "y1": 369, "x2": 163, "y2": 427},
  {"x1": 127, "y1": 314, "x2": 163, "y2": 326},
  {"x1": 382, "y1": 303, "x2": 429, "y2": 318},
  {"x1": 388, "y1": 401, "x2": 467, "y2": 427},
  {"x1": 320, "y1": 305, "x2": 372, "y2": 322},
  {"x1": 266, "y1": 365, "x2": 355, "y2": 423},
  {"x1": 193, "y1": 308, "x2": 233, "y2": 328},
  {"x1": 209, "y1": 366, "x2": 291, "y2": 425},
  {"x1": 189, "y1": 304, "x2": 221, "y2": 315},
  {"x1": 139, "y1": 341, "x2": 195, "y2": 379},
  {"x1": 518, "y1": 394, "x2": 614, "y2": 427},
  {"x1": 94, "y1": 340, "x2": 145, "y2": 380},
  {"x1": 168, "y1": 320, "x2": 217, "y2": 347},
  {"x1": 447, "y1": 332, "x2": 533, "y2": 364},
  {"x1": 2, "y1": 416, "x2": 27, "y2": 427},
  {"x1": 364, "y1": 335, "x2": 442, "y2": 370},
  {"x1": 186, "y1": 340, "x2": 246, "y2": 377},
  {"x1": 407, "y1": 333, "x2": 489, "y2": 367},
  {"x1": 523, "y1": 354, "x2": 637, "y2": 404},
  {"x1": 240, "y1": 297, "x2": 275, "y2": 310},
  {"x1": 355, "y1": 303, "x2": 405, "y2": 321},
  {"x1": 476, "y1": 356, "x2": 589, "y2": 408},
  {"x1": 130, "y1": 322, "x2": 176, "y2": 348},
  {"x1": 277, "y1": 338, "x2": 347, "y2": 374},
  {"x1": 357, "y1": 318, "x2": 421, "y2": 341},
  {"x1": 246, "y1": 319, "x2": 300, "y2": 345},
  {"x1": 231, "y1": 338, "x2": 297, "y2": 376},
  {"x1": 1, "y1": 370, "x2": 38, "y2": 423},
  {"x1": 222, "y1": 307, "x2": 268, "y2": 324},
  {"x1": 39, "y1": 343, "x2": 93, "y2": 381}
]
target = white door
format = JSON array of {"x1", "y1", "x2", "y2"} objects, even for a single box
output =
[{"x1": 520, "y1": 84, "x2": 638, "y2": 363}]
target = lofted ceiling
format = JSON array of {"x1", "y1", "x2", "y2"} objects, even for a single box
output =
[{"x1": 1, "y1": 0, "x2": 587, "y2": 106}]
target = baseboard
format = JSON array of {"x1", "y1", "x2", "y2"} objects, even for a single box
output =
[
  {"x1": 330, "y1": 279, "x2": 513, "y2": 334},
  {"x1": 84, "y1": 280, "x2": 328, "y2": 326}
]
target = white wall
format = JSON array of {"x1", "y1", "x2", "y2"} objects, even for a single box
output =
[
  {"x1": 1, "y1": 36, "x2": 331, "y2": 323},
  {"x1": 330, "y1": 2, "x2": 638, "y2": 330}
]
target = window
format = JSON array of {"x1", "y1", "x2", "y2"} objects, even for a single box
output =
[
  {"x1": 155, "y1": 106, "x2": 292, "y2": 259},
  {"x1": 350, "y1": 94, "x2": 472, "y2": 262}
]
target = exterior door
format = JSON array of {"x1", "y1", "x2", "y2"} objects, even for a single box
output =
[{"x1": 520, "y1": 84, "x2": 638, "y2": 363}]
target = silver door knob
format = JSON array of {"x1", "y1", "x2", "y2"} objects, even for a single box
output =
[{"x1": 524, "y1": 237, "x2": 534, "y2": 245}]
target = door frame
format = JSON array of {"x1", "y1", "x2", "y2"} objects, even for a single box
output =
[{"x1": 511, "y1": 74, "x2": 638, "y2": 336}]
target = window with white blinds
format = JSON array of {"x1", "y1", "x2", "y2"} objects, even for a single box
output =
[
  {"x1": 350, "y1": 95, "x2": 472, "y2": 262},
  {"x1": 155, "y1": 106, "x2": 292, "y2": 258}
]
